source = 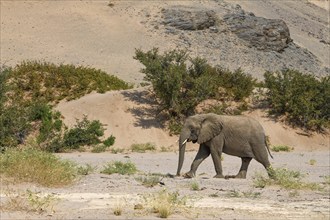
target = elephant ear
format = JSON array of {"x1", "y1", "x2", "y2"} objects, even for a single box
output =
[{"x1": 197, "y1": 114, "x2": 223, "y2": 144}]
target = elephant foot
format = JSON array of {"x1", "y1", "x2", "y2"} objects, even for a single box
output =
[
  {"x1": 213, "y1": 174, "x2": 225, "y2": 178},
  {"x1": 183, "y1": 172, "x2": 195, "y2": 178},
  {"x1": 225, "y1": 171, "x2": 247, "y2": 179}
]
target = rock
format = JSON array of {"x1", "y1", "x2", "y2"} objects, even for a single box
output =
[
  {"x1": 162, "y1": 8, "x2": 217, "y2": 31},
  {"x1": 224, "y1": 12, "x2": 292, "y2": 52}
]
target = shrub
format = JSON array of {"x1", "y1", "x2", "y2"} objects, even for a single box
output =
[
  {"x1": 134, "y1": 48, "x2": 256, "y2": 130},
  {"x1": 264, "y1": 70, "x2": 329, "y2": 130},
  {"x1": 101, "y1": 161, "x2": 138, "y2": 175},
  {"x1": 0, "y1": 62, "x2": 127, "y2": 151},
  {"x1": 190, "y1": 180, "x2": 200, "y2": 191},
  {"x1": 63, "y1": 116, "x2": 104, "y2": 149},
  {"x1": 110, "y1": 148, "x2": 124, "y2": 154},
  {"x1": 91, "y1": 144, "x2": 107, "y2": 153},
  {"x1": 6, "y1": 61, "x2": 132, "y2": 103},
  {"x1": 30, "y1": 102, "x2": 64, "y2": 151},
  {"x1": 271, "y1": 145, "x2": 293, "y2": 152},
  {"x1": 253, "y1": 168, "x2": 322, "y2": 190},
  {"x1": 216, "y1": 68, "x2": 256, "y2": 101},
  {"x1": 309, "y1": 159, "x2": 316, "y2": 166},
  {"x1": 135, "y1": 175, "x2": 161, "y2": 187},
  {"x1": 146, "y1": 189, "x2": 187, "y2": 218},
  {"x1": 0, "y1": 148, "x2": 77, "y2": 187},
  {"x1": 77, "y1": 164, "x2": 96, "y2": 175},
  {"x1": 131, "y1": 142, "x2": 156, "y2": 153},
  {"x1": 0, "y1": 99, "x2": 65, "y2": 152},
  {"x1": 103, "y1": 135, "x2": 116, "y2": 147},
  {"x1": 54, "y1": 117, "x2": 115, "y2": 152},
  {"x1": 0, "y1": 67, "x2": 32, "y2": 150}
]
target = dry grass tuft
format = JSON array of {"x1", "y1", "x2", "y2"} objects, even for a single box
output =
[
  {"x1": 145, "y1": 189, "x2": 187, "y2": 218},
  {"x1": 1, "y1": 189, "x2": 58, "y2": 213},
  {"x1": 254, "y1": 168, "x2": 322, "y2": 190},
  {"x1": 0, "y1": 148, "x2": 77, "y2": 187}
]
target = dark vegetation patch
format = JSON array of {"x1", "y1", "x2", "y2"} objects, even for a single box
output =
[
  {"x1": 0, "y1": 148, "x2": 77, "y2": 187},
  {"x1": 135, "y1": 48, "x2": 329, "y2": 134},
  {"x1": 0, "y1": 61, "x2": 129, "y2": 151},
  {"x1": 264, "y1": 70, "x2": 329, "y2": 131},
  {"x1": 134, "y1": 48, "x2": 256, "y2": 134},
  {"x1": 1, "y1": 51, "x2": 328, "y2": 151}
]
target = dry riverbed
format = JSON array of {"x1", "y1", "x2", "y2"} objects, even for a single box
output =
[{"x1": 1, "y1": 151, "x2": 329, "y2": 219}]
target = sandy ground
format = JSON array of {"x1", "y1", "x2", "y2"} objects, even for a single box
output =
[
  {"x1": 0, "y1": 0, "x2": 205, "y2": 84},
  {"x1": 1, "y1": 151, "x2": 329, "y2": 219},
  {"x1": 1, "y1": 0, "x2": 330, "y2": 219}
]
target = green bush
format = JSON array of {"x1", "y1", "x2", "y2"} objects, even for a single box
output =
[
  {"x1": 30, "y1": 102, "x2": 64, "y2": 145},
  {"x1": 91, "y1": 144, "x2": 107, "y2": 153},
  {"x1": 0, "y1": 99, "x2": 64, "y2": 152},
  {"x1": 253, "y1": 168, "x2": 322, "y2": 190},
  {"x1": 63, "y1": 116, "x2": 104, "y2": 149},
  {"x1": 103, "y1": 135, "x2": 116, "y2": 147},
  {"x1": 0, "y1": 67, "x2": 29, "y2": 150},
  {"x1": 190, "y1": 180, "x2": 200, "y2": 191},
  {"x1": 0, "y1": 62, "x2": 127, "y2": 151},
  {"x1": 0, "y1": 148, "x2": 77, "y2": 187},
  {"x1": 134, "y1": 48, "x2": 256, "y2": 123},
  {"x1": 6, "y1": 61, "x2": 132, "y2": 103},
  {"x1": 77, "y1": 164, "x2": 96, "y2": 175},
  {"x1": 101, "y1": 161, "x2": 138, "y2": 175},
  {"x1": 264, "y1": 70, "x2": 329, "y2": 130},
  {"x1": 216, "y1": 68, "x2": 256, "y2": 101},
  {"x1": 131, "y1": 142, "x2": 156, "y2": 153},
  {"x1": 135, "y1": 174, "x2": 161, "y2": 187},
  {"x1": 271, "y1": 145, "x2": 293, "y2": 152}
]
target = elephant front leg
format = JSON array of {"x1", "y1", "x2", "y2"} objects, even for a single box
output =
[
  {"x1": 184, "y1": 144, "x2": 210, "y2": 178},
  {"x1": 225, "y1": 157, "x2": 252, "y2": 179},
  {"x1": 209, "y1": 139, "x2": 225, "y2": 178},
  {"x1": 210, "y1": 148, "x2": 224, "y2": 178}
]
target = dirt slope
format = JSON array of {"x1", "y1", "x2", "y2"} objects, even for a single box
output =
[
  {"x1": 0, "y1": 1, "x2": 172, "y2": 84},
  {"x1": 56, "y1": 87, "x2": 329, "y2": 151},
  {"x1": 56, "y1": 88, "x2": 179, "y2": 150}
]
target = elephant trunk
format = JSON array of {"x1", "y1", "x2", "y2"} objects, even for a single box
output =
[{"x1": 177, "y1": 129, "x2": 190, "y2": 176}]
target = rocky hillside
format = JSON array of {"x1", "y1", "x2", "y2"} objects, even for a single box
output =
[
  {"x1": 141, "y1": 1, "x2": 329, "y2": 79},
  {"x1": 1, "y1": 1, "x2": 329, "y2": 83}
]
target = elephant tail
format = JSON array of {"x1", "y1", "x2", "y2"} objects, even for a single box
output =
[{"x1": 265, "y1": 137, "x2": 274, "y2": 159}]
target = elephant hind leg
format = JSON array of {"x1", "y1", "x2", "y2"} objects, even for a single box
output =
[
  {"x1": 253, "y1": 150, "x2": 274, "y2": 178},
  {"x1": 225, "y1": 157, "x2": 252, "y2": 179}
]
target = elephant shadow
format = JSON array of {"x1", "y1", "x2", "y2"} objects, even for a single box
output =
[{"x1": 121, "y1": 89, "x2": 166, "y2": 129}]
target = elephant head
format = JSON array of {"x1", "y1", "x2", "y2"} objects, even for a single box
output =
[{"x1": 176, "y1": 114, "x2": 223, "y2": 176}]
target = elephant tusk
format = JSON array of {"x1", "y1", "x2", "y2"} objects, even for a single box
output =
[{"x1": 182, "y1": 139, "x2": 187, "y2": 145}]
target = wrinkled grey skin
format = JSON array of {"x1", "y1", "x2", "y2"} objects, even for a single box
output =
[{"x1": 177, "y1": 113, "x2": 273, "y2": 179}]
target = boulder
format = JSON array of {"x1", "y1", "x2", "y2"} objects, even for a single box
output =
[
  {"x1": 224, "y1": 12, "x2": 292, "y2": 52},
  {"x1": 162, "y1": 8, "x2": 217, "y2": 31}
]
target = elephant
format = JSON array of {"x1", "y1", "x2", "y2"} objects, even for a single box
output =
[{"x1": 176, "y1": 113, "x2": 274, "y2": 179}]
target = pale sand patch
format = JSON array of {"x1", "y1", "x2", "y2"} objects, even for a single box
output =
[{"x1": 308, "y1": 0, "x2": 330, "y2": 10}]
